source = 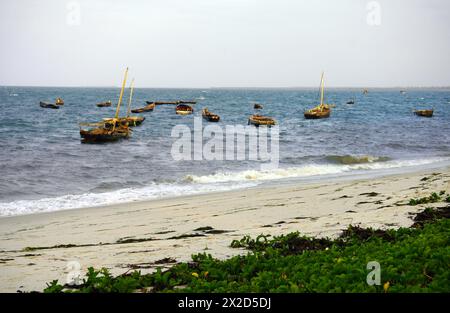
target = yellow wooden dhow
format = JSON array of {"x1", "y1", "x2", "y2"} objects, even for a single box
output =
[
  {"x1": 304, "y1": 72, "x2": 332, "y2": 119},
  {"x1": 80, "y1": 68, "x2": 132, "y2": 143}
]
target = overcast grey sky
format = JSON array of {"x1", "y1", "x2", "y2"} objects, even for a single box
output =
[{"x1": 0, "y1": 0, "x2": 449, "y2": 88}]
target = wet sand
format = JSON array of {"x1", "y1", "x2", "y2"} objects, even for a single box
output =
[{"x1": 0, "y1": 167, "x2": 449, "y2": 292}]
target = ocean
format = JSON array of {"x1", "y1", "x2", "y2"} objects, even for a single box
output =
[{"x1": 0, "y1": 86, "x2": 449, "y2": 216}]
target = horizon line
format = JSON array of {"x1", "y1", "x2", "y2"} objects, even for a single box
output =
[{"x1": 1, "y1": 85, "x2": 450, "y2": 90}]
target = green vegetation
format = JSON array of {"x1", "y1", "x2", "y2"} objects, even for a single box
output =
[
  {"x1": 408, "y1": 191, "x2": 450, "y2": 206},
  {"x1": 44, "y1": 205, "x2": 450, "y2": 293}
]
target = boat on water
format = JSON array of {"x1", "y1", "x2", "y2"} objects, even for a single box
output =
[
  {"x1": 176, "y1": 104, "x2": 193, "y2": 115},
  {"x1": 55, "y1": 98, "x2": 64, "y2": 105},
  {"x1": 248, "y1": 114, "x2": 276, "y2": 126},
  {"x1": 80, "y1": 68, "x2": 132, "y2": 143},
  {"x1": 363, "y1": 89, "x2": 368, "y2": 95},
  {"x1": 346, "y1": 99, "x2": 355, "y2": 104},
  {"x1": 97, "y1": 101, "x2": 112, "y2": 107},
  {"x1": 80, "y1": 120, "x2": 131, "y2": 143},
  {"x1": 202, "y1": 108, "x2": 220, "y2": 122},
  {"x1": 400, "y1": 90, "x2": 407, "y2": 94},
  {"x1": 414, "y1": 109, "x2": 433, "y2": 117},
  {"x1": 40, "y1": 101, "x2": 59, "y2": 109},
  {"x1": 131, "y1": 102, "x2": 155, "y2": 113},
  {"x1": 304, "y1": 72, "x2": 332, "y2": 119},
  {"x1": 254, "y1": 103, "x2": 263, "y2": 109}
]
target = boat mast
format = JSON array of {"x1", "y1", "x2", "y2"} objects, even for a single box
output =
[
  {"x1": 115, "y1": 67, "x2": 129, "y2": 119},
  {"x1": 320, "y1": 71, "x2": 324, "y2": 107},
  {"x1": 126, "y1": 78, "x2": 135, "y2": 118}
]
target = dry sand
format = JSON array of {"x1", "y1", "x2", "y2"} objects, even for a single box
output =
[{"x1": 0, "y1": 167, "x2": 449, "y2": 292}]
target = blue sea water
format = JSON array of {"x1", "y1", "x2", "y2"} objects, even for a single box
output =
[{"x1": 0, "y1": 86, "x2": 449, "y2": 216}]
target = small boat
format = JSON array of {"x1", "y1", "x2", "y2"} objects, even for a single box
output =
[
  {"x1": 40, "y1": 101, "x2": 59, "y2": 109},
  {"x1": 400, "y1": 90, "x2": 406, "y2": 94},
  {"x1": 80, "y1": 120, "x2": 131, "y2": 143},
  {"x1": 202, "y1": 108, "x2": 220, "y2": 122},
  {"x1": 97, "y1": 101, "x2": 112, "y2": 107},
  {"x1": 248, "y1": 114, "x2": 276, "y2": 126},
  {"x1": 79, "y1": 68, "x2": 132, "y2": 143},
  {"x1": 304, "y1": 72, "x2": 332, "y2": 119},
  {"x1": 175, "y1": 104, "x2": 193, "y2": 115},
  {"x1": 254, "y1": 103, "x2": 263, "y2": 109},
  {"x1": 414, "y1": 109, "x2": 433, "y2": 117},
  {"x1": 131, "y1": 102, "x2": 155, "y2": 113},
  {"x1": 346, "y1": 99, "x2": 355, "y2": 104},
  {"x1": 55, "y1": 98, "x2": 64, "y2": 105},
  {"x1": 363, "y1": 89, "x2": 368, "y2": 95}
]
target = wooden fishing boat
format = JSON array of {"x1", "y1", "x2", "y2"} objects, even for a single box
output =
[
  {"x1": 79, "y1": 68, "x2": 132, "y2": 143},
  {"x1": 55, "y1": 98, "x2": 64, "y2": 105},
  {"x1": 40, "y1": 101, "x2": 59, "y2": 109},
  {"x1": 346, "y1": 99, "x2": 355, "y2": 104},
  {"x1": 414, "y1": 109, "x2": 433, "y2": 117},
  {"x1": 304, "y1": 72, "x2": 332, "y2": 119},
  {"x1": 248, "y1": 114, "x2": 276, "y2": 126},
  {"x1": 80, "y1": 120, "x2": 131, "y2": 143},
  {"x1": 97, "y1": 101, "x2": 112, "y2": 107},
  {"x1": 175, "y1": 104, "x2": 193, "y2": 115},
  {"x1": 254, "y1": 103, "x2": 263, "y2": 109},
  {"x1": 202, "y1": 108, "x2": 220, "y2": 122},
  {"x1": 131, "y1": 102, "x2": 155, "y2": 113}
]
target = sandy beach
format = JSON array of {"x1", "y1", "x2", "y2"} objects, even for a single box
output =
[{"x1": 0, "y1": 167, "x2": 449, "y2": 292}]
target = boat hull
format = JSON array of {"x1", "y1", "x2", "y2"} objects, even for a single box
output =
[
  {"x1": 414, "y1": 110, "x2": 433, "y2": 117},
  {"x1": 97, "y1": 102, "x2": 112, "y2": 107},
  {"x1": 132, "y1": 103, "x2": 155, "y2": 113},
  {"x1": 304, "y1": 111, "x2": 330, "y2": 119},
  {"x1": 248, "y1": 115, "x2": 276, "y2": 126},
  {"x1": 40, "y1": 102, "x2": 59, "y2": 109},
  {"x1": 80, "y1": 129, "x2": 130, "y2": 143},
  {"x1": 176, "y1": 104, "x2": 193, "y2": 115}
]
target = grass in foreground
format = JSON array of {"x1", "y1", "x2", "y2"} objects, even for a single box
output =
[{"x1": 44, "y1": 205, "x2": 450, "y2": 293}]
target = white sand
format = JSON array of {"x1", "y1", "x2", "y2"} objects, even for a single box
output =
[{"x1": 0, "y1": 168, "x2": 449, "y2": 292}]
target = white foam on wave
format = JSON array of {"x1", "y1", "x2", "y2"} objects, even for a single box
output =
[
  {"x1": 185, "y1": 157, "x2": 450, "y2": 184},
  {"x1": 0, "y1": 181, "x2": 256, "y2": 217},
  {"x1": 1, "y1": 156, "x2": 448, "y2": 217}
]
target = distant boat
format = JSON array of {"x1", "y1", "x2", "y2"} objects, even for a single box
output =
[
  {"x1": 175, "y1": 104, "x2": 193, "y2": 115},
  {"x1": 131, "y1": 102, "x2": 155, "y2": 113},
  {"x1": 400, "y1": 90, "x2": 406, "y2": 94},
  {"x1": 55, "y1": 98, "x2": 64, "y2": 105},
  {"x1": 254, "y1": 103, "x2": 263, "y2": 109},
  {"x1": 79, "y1": 68, "x2": 132, "y2": 143},
  {"x1": 304, "y1": 72, "x2": 332, "y2": 119},
  {"x1": 248, "y1": 114, "x2": 276, "y2": 126},
  {"x1": 414, "y1": 109, "x2": 433, "y2": 117},
  {"x1": 202, "y1": 108, "x2": 220, "y2": 122},
  {"x1": 40, "y1": 101, "x2": 59, "y2": 109},
  {"x1": 97, "y1": 101, "x2": 112, "y2": 107},
  {"x1": 363, "y1": 89, "x2": 368, "y2": 95},
  {"x1": 346, "y1": 99, "x2": 355, "y2": 104}
]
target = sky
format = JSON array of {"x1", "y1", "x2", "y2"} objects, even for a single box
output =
[{"x1": 0, "y1": 0, "x2": 449, "y2": 88}]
